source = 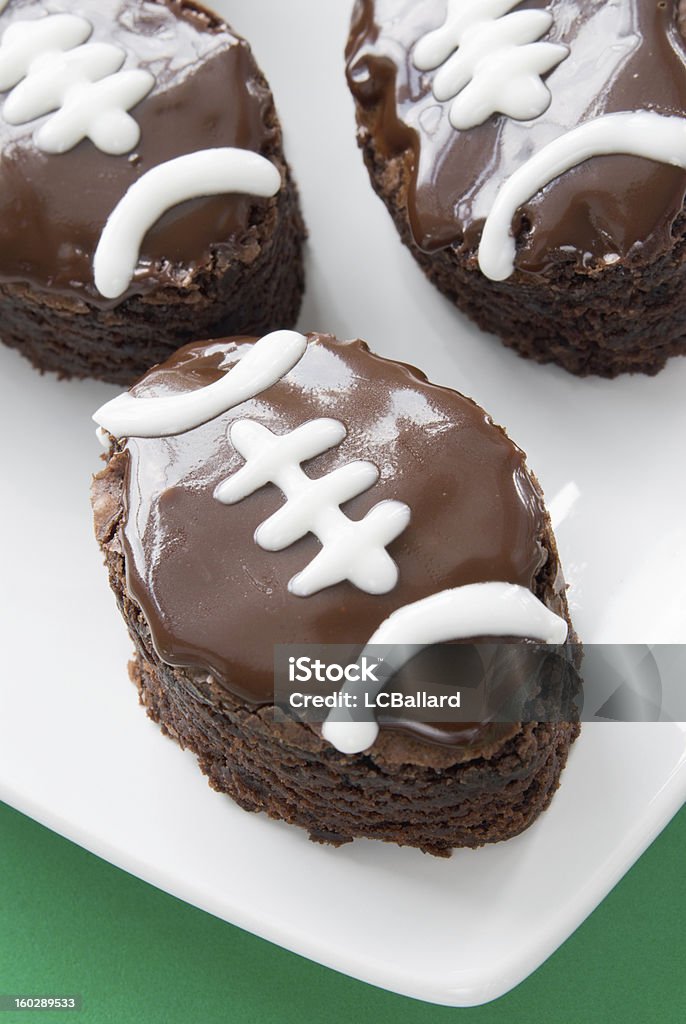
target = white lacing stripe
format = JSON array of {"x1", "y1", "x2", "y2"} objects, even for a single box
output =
[
  {"x1": 322, "y1": 583, "x2": 569, "y2": 753},
  {"x1": 93, "y1": 148, "x2": 282, "y2": 299},
  {"x1": 479, "y1": 111, "x2": 686, "y2": 280},
  {"x1": 93, "y1": 331, "x2": 308, "y2": 438}
]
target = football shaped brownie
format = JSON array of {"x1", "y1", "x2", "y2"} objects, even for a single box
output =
[
  {"x1": 92, "y1": 329, "x2": 579, "y2": 855},
  {"x1": 0, "y1": 0, "x2": 305, "y2": 383},
  {"x1": 347, "y1": 0, "x2": 686, "y2": 376}
]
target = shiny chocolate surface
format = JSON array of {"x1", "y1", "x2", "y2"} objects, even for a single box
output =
[
  {"x1": 0, "y1": 0, "x2": 276, "y2": 304},
  {"x1": 119, "y1": 334, "x2": 555, "y2": 752}
]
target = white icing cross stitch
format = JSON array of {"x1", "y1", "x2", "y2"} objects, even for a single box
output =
[
  {"x1": 0, "y1": 13, "x2": 154, "y2": 154},
  {"x1": 413, "y1": 0, "x2": 568, "y2": 130},
  {"x1": 214, "y1": 418, "x2": 412, "y2": 598}
]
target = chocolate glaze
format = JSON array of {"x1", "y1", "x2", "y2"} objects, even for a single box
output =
[
  {"x1": 0, "y1": 0, "x2": 277, "y2": 306},
  {"x1": 118, "y1": 333, "x2": 561, "y2": 749},
  {"x1": 347, "y1": 0, "x2": 686, "y2": 275}
]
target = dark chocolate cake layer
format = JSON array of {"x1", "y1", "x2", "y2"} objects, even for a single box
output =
[
  {"x1": 129, "y1": 653, "x2": 579, "y2": 855},
  {"x1": 346, "y1": 0, "x2": 686, "y2": 377},
  {"x1": 0, "y1": 0, "x2": 305, "y2": 384},
  {"x1": 91, "y1": 332, "x2": 578, "y2": 854}
]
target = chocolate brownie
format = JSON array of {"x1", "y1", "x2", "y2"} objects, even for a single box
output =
[
  {"x1": 91, "y1": 330, "x2": 579, "y2": 855},
  {"x1": 346, "y1": 0, "x2": 686, "y2": 377},
  {"x1": 0, "y1": 0, "x2": 305, "y2": 384}
]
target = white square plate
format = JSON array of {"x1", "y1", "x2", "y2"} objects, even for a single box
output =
[{"x1": 1, "y1": 0, "x2": 685, "y2": 1007}]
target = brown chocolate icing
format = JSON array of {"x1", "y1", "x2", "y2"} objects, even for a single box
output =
[
  {"x1": 118, "y1": 333, "x2": 559, "y2": 748},
  {"x1": 0, "y1": 0, "x2": 276, "y2": 306},
  {"x1": 347, "y1": 0, "x2": 686, "y2": 275}
]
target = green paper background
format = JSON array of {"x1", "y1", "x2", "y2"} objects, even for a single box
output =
[{"x1": 0, "y1": 802, "x2": 684, "y2": 1023}]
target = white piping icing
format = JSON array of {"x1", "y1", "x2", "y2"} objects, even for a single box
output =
[
  {"x1": 92, "y1": 330, "x2": 308, "y2": 438},
  {"x1": 0, "y1": 15, "x2": 89, "y2": 89},
  {"x1": 413, "y1": 0, "x2": 567, "y2": 130},
  {"x1": 93, "y1": 147, "x2": 281, "y2": 298},
  {"x1": 479, "y1": 111, "x2": 686, "y2": 281},
  {"x1": 322, "y1": 582, "x2": 568, "y2": 754},
  {"x1": 0, "y1": 15, "x2": 153, "y2": 154},
  {"x1": 215, "y1": 419, "x2": 411, "y2": 597}
]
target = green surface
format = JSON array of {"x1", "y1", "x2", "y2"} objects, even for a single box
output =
[{"x1": 0, "y1": 802, "x2": 684, "y2": 1023}]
